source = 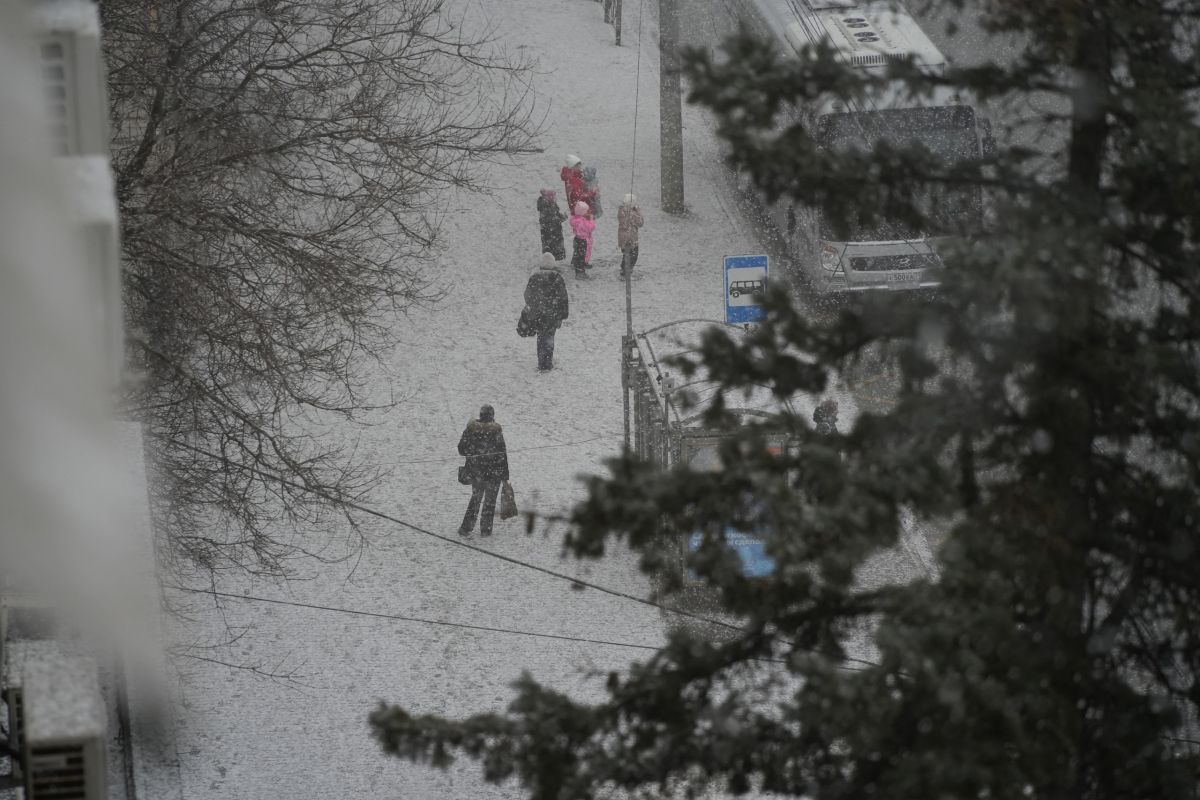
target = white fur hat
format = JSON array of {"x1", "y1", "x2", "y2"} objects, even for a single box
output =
[
  {"x1": 540, "y1": 252, "x2": 556, "y2": 266},
  {"x1": 623, "y1": 193, "x2": 637, "y2": 206},
  {"x1": 565, "y1": 154, "x2": 582, "y2": 168}
]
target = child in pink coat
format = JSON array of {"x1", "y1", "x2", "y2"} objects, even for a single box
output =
[{"x1": 569, "y1": 201, "x2": 596, "y2": 279}]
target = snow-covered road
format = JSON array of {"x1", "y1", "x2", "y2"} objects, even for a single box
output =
[
  {"x1": 168, "y1": 1, "x2": 770, "y2": 797},
  {"x1": 167, "y1": 1, "x2": 937, "y2": 796}
]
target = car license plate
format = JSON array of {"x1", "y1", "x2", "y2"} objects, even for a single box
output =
[{"x1": 887, "y1": 272, "x2": 920, "y2": 288}]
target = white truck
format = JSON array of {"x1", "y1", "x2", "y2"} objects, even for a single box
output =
[{"x1": 728, "y1": 0, "x2": 995, "y2": 293}]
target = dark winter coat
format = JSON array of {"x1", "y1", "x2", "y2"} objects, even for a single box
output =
[
  {"x1": 458, "y1": 419, "x2": 510, "y2": 483},
  {"x1": 813, "y1": 402, "x2": 839, "y2": 436},
  {"x1": 523, "y1": 264, "x2": 569, "y2": 334},
  {"x1": 537, "y1": 196, "x2": 567, "y2": 259}
]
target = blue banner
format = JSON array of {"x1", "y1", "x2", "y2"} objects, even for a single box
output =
[{"x1": 687, "y1": 528, "x2": 777, "y2": 578}]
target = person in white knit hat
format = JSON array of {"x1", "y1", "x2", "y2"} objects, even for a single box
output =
[
  {"x1": 560, "y1": 154, "x2": 590, "y2": 211},
  {"x1": 617, "y1": 193, "x2": 645, "y2": 280}
]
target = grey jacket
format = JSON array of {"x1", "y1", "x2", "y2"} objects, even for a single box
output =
[{"x1": 617, "y1": 203, "x2": 644, "y2": 249}]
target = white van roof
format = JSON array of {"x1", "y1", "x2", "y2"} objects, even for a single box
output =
[
  {"x1": 752, "y1": 0, "x2": 946, "y2": 74},
  {"x1": 738, "y1": 0, "x2": 959, "y2": 114},
  {"x1": 813, "y1": 2, "x2": 946, "y2": 74}
]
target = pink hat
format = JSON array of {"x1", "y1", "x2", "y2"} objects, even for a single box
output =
[{"x1": 573, "y1": 201, "x2": 589, "y2": 216}]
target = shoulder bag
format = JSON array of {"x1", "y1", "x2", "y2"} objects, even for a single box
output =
[{"x1": 517, "y1": 306, "x2": 536, "y2": 338}]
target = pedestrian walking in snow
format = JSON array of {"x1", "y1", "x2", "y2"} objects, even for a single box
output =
[
  {"x1": 560, "y1": 155, "x2": 590, "y2": 212},
  {"x1": 457, "y1": 404, "x2": 510, "y2": 537},
  {"x1": 813, "y1": 399, "x2": 839, "y2": 436},
  {"x1": 582, "y1": 165, "x2": 603, "y2": 218},
  {"x1": 536, "y1": 188, "x2": 567, "y2": 261},
  {"x1": 617, "y1": 193, "x2": 644, "y2": 280},
  {"x1": 569, "y1": 201, "x2": 597, "y2": 278},
  {"x1": 523, "y1": 252, "x2": 570, "y2": 371}
]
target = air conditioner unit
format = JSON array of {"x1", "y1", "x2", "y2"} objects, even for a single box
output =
[
  {"x1": 29, "y1": 0, "x2": 110, "y2": 157},
  {"x1": 3, "y1": 641, "x2": 107, "y2": 800},
  {"x1": 3, "y1": 640, "x2": 58, "y2": 785}
]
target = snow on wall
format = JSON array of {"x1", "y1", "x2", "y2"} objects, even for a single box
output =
[
  {"x1": 23, "y1": 646, "x2": 105, "y2": 742},
  {"x1": 28, "y1": 0, "x2": 102, "y2": 37},
  {"x1": 55, "y1": 155, "x2": 118, "y2": 225},
  {"x1": 0, "y1": 5, "x2": 176, "y2": 798}
]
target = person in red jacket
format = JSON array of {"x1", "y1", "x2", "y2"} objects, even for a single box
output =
[{"x1": 560, "y1": 154, "x2": 593, "y2": 211}]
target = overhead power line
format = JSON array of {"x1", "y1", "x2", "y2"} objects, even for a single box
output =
[
  {"x1": 166, "y1": 585, "x2": 664, "y2": 653},
  {"x1": 164, "y1": 438, "x2": 880, "y2": 671},
  {"x1": 170, "y1": 585, "x2": 873, "y2": 669},
  {"x1": 165, "y1": 439, "x2": 743, "y2": 633}
]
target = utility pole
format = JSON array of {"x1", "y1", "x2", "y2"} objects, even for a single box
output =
[
  {"x1": 659, "y1": 0, "x2": 685, "y2": 213},
  {"x1": 622, "y1": 243, "x2": 634, "y2": 450},
  {"x1": 613, "y1": 0, "x2": 622, "y2": 46}
]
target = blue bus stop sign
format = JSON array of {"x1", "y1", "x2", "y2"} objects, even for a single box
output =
[{"x1": 724, "y1": 255, "x2": 769, "y2": 324}]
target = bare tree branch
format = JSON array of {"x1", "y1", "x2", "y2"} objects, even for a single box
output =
[{"x1": 102, "y1": 0, "x2": 541, "y2": 579}]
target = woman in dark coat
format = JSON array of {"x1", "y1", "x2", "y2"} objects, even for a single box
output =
[
  {"x1": 523, "y1": 252, "x2": 570, "y2": 371},
  {"x1": 457, "y1": 404, "x2": 510, "y2": 537},
  {"x1": 536, "y1": 188, "x2": 567, "y2": 261}
]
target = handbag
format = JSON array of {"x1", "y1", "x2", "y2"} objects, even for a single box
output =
[
  {"x1": 458, "y1": 464, "x2": 472, "y2": 485},
  {"x1": 499, "y1": 480, "x2": 518, "y2": 520},
  {"x1": 517, "y1": 307, "x2": 536, "y2": 338}
]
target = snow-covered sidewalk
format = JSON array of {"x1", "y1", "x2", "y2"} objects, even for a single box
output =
[{"x1": 169, "y1": 1, "x2": 768, "y2": 797}]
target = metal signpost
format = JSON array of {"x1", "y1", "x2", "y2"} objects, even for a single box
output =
[
  {"x1": 622, "y1": 246, "x2": 634, "y2": 450},
  {"x1": 723, "y1": 254, "x2": 769, "y2": 324}
]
